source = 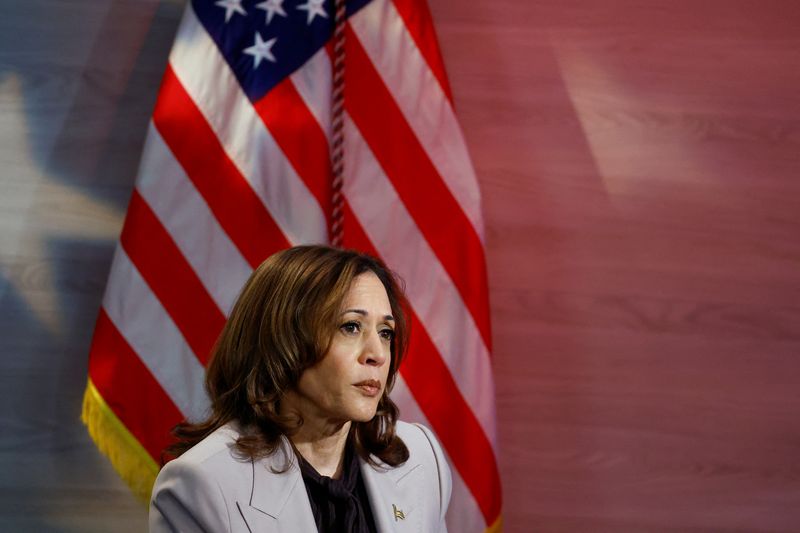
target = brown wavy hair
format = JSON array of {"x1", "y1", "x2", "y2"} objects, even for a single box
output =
[{"x1": 167, "y1": 245, "x2": 410, "y2": 467}]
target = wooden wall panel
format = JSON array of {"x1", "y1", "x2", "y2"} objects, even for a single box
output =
[
  {"x1": 0, "y1": 1, "x2": 182, "y2": 531},
  {"x1": 429, "y1": 0, "x2": 800, "y2": 531},
  {"x1": 1, "y1": 0, "x2": 799, "y2": 531}
]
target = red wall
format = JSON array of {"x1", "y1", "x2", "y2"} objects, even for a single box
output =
[{"x1": 431, "y1": 1, "x2": 800, "y2": 530}]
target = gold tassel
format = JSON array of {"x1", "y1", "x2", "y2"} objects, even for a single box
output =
[
  {"x1": 81, "y1": 379, "x2": 160, "y2": 504},
  {"x1": 486, "y1": 514, "x2": 504, "y2": 533}
]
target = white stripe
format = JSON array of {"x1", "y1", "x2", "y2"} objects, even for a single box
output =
[
  {"x1": 350, "y1": 0, "x2": 486, "y2": 242},
  {"x1": 392, "y1": 377, "x2": 488, "y2": 533},
  {"x1": 290, "y1": 47, "x2": 332, "y2": 140},
  {"x1": 169, "y1": 5, "x2": 327, "y2": 246},
  {"x1": 136, "y1": 122, "x2": 252, "y2": 316},
  {"x1": 102, "y1": 246, "x2": 209, "y2": 421},
  {"x1": 344, "y1": 115, "x2": 497, "y2": 449}
]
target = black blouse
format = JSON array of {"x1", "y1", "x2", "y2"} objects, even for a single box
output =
[{"x1": 298, "y1": 443, "x2": 378, "y2": 533}]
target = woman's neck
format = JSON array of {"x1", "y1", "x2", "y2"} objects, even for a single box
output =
[{"x1": 290, "y1": 418, "x2": 351, "y2": 478}]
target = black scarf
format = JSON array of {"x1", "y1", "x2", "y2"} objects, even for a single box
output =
[{"x1": 298, "y1": 443, "x2": 378, "y2": 533}]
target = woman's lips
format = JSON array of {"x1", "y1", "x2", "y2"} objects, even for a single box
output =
[{"x1": 354, "y1": 379, "x2": 381, "y2": 397}]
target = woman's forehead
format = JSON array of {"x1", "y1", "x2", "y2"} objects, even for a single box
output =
[{"x1": 341, "y1": 272, "x2": 391, "y2": 311}]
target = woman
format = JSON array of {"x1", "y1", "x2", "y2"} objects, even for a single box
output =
[{"x1": 149, "y1": 245, "x2": 451, "y2": 532}]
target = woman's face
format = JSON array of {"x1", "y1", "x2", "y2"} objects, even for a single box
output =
[{"x1": 287, "y1": 271, "x2": 394, "y2": 426}]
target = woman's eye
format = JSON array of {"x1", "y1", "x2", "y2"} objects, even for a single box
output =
[
  {"x1": 340, "y1": 321, "x2": 360, "y2": 335},
  {"x1": 379, "y1": 328, "x2": 395, "y2": 341}
]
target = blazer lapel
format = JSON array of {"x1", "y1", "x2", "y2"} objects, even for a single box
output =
[
  {"x1": 361, "y1": 456, "x2": 423, "y2": 533},
  {"x1": 236, "y1": 443, "x2": 318, "y2": 533}
]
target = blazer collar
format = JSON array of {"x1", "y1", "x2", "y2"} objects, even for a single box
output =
[
  {"x1": 237, "y1": 439, "x2": 318, "y2": 532},
  {"x1": 249, "y1": 441, "x2": 302, "y2": 517}
]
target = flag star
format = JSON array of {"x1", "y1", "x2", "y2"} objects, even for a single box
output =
[
  {"x1": 296, "y1": 0, "x2": 328, "y2": 24},
  {"x1": 244, "y1": 32, "x2": 278, "y2": 68},
  {"x1": 215, "y1": 0, "x2": 247, "y2": 23},
  {"x1": 256, "y1": 0, "x2": 287, "y2": 25}
]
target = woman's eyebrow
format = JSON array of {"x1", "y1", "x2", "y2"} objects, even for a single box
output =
[{"x1": 342, "y1": 309, "x2": 395, "y2": 322}]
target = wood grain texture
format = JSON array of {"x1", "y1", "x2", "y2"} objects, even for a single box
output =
[
  {"x1": 429, "y1": 0, "x2": 800, "y2": 531},
  {"x1": 0, "y1": 1, "x2": 182, "y2": 531},
  {"x1": 1, "y1": 0, "x2": 799, "y2": 531}
]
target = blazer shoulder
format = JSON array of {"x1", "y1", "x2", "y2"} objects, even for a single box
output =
[
  {"x1": 155, "y1": 423, "x2": 253, "y2": 495},
  {"x1": 395, "y1": 420, "x2": 445, "y2": 464},
  {"x1": 172, "y1": 423, "x2": 242, "y2": 466},
  {"x1": 150, "y1": 424, "x2": 251, "y2": 533}
]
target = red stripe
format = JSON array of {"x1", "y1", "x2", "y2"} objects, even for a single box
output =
[
  {"x1": 88, "y1": 309, "x2": 183, "y2": 461},
  {"x1": 342, "y1": 202, "x2": 502, "y2": 525},
  {"x1": 120, "y1": 190, "x2": 224, "y2": 365},
  {"x1": 390, "y1": 0, "x2": 453, "y2": 102},
  {"x1": 345, "y1": 26, "x2": 492, "y2": 350},
  {"x1": 153, "y1": 65, "x2": 290, "y2": 267},
  {"x1": 253, "y1": 77, "x2": 332, "y2": 228}
]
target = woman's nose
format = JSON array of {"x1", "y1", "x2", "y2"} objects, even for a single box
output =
[{"x1": 361, "y1": 330, "x2": 387, "y2": 366}]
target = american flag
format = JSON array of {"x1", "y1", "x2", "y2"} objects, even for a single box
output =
[{"x1": 82, "y1": 0, "x2": 501, "y2": 531}]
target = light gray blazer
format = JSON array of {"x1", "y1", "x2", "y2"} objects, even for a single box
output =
[{"x1": 149, "y1": 421, "x2": 451, "y2": 532}]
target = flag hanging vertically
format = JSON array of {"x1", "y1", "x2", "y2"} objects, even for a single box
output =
[{"x1": 82, "y1": 0, "x2": 501, "y2": 531}]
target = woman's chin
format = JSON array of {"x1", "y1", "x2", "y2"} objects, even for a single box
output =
[{"x1": 347, "y1": 404, "x2": 379, "y2": 423}]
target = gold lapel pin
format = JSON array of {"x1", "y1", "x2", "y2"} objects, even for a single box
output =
[{"x1": 392, "y1": 504, "x2": 405, "y2": 521}]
